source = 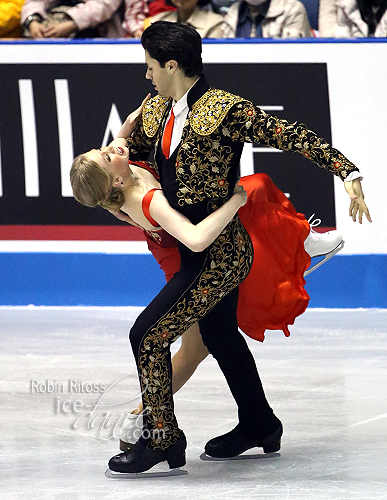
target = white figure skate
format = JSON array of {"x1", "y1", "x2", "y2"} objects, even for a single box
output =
[{"x1": 304, "y1": 215, "x2": 344, "y2": 276}]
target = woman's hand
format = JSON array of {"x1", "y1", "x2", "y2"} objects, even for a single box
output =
[
  {"x1": 117, "y1": 94, "x2": 151, "y2": 139},
  {"x1": 28, "y1": 20, "x2": 46, "y2": 38},
  {"x1": 233, "y1": 180, "x2": 247, "y2": 207},
  {"x1": 344, "y1": 178, "x2": 372, "y2": 224},
  {"x1": 43, "y1": 20, "x2": 77, "y2": 38}
]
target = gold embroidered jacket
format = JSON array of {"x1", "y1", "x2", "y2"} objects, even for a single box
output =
[{"x1": 127, "y1": 76, "x2": 358, "y2": 218}]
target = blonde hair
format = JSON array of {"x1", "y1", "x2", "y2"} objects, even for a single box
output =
[{"x1": 70, "y1": 154, "x2": 125, "y2": 211}]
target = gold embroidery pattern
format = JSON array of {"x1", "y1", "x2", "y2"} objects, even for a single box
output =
[
  {"x1": 136, "y1": 92, "x2": 359, "y2": 184},
  {"x1": 126, "y1": 120, "x2": 156, "y2": 162},
  {"x1": 138, "y1": 217, "x2": 253, "y2": 450},
  {"x1": 175, "y1": 126, "x2": 234, "y2": 206},
  {"x1": 172, "y1": 97, "x2": 357, "y2": 209},
  {"x1": 145, "y1": 230, "x2": 162, "y2": 244},
  {"x1": 190, "y1": 88, "x2": 245, "y2": 136},
  {"x1": 226, "y1": 101, "x2": 359, "y2": 181},
  {"x1": 142, "y1": 96, "x2": 171, "y2": 138}
]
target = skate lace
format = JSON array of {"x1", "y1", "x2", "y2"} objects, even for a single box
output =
[{"x1": 307, "y1": 214, "x2": 322, "y2": 233}]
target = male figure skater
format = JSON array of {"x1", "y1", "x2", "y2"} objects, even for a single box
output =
[{"x1": 108, "y1": 21, "x2": 370, "y2": 475}]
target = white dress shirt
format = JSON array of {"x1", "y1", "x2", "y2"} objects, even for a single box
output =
[{"x1": 162, "y1": 78, "x2": 199, "y2": 156}]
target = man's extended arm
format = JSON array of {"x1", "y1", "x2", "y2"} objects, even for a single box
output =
[
  {"x1": 224, "y1": 101, "x2": 371, "y2": 223},
  {"x1": 227, "y1": 101, "x2": 358, "y2": 180}
]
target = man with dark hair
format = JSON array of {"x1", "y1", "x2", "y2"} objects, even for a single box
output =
[
  {"x1": 142, "y1": 20, "x2": 204, "y2": 77},
  {"x1": 108, "y1": 20, "x2": 370, "y2": 475}
]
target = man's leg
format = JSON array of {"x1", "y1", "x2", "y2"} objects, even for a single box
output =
[
  {"x1": 198, "y1": 287, "x2": 282, "y2": 457},
  {"x1": 119, "y1": 323, "x2": 209, "y2": 450},
  {"x1": 108, "y1": 256, "x2": 249, "y2": 471}
]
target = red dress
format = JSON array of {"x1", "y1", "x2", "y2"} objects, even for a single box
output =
[{"x1": 137, "y1": 161, "x2": 311, "y2": 342}]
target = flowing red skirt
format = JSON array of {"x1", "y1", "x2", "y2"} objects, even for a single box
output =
[{"x1": 145, "y1": 173, "x2": 311, "y2": 342}]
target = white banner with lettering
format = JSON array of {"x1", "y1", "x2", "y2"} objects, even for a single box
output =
[{"x1": 0, "y1": 40, "x2": 385, "y2": 255}]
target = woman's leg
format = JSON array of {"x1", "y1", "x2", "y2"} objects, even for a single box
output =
[{"x1": 171, "y1": 323, "x2": 209, "y2": 393}]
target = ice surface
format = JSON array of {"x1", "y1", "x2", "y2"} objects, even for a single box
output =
[{"x1": 1, "y1": 307, "x2": 386, "y2": 499}]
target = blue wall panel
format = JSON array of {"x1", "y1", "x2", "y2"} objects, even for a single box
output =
[
  {"x1": 305, "y1": 255, "x2": 387, "y2": 308},
  {"x1": 0, "y1": 253, "x2": 165, "y2": 306},
  {"x1": 1, "y1": 253, "x2": 386, "y2": 308}
]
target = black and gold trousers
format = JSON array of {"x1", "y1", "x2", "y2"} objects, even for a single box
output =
[{"x1": 130, "y1": 215, "x2": 258, "y2": 451}]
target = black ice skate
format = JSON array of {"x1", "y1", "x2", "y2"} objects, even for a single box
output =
[
  {"x1": 105, "y1": 434, "x2": 188, "y2": 478},
  {"x1": 200, "y1": 424, "x2": 282, "y2": 461}
]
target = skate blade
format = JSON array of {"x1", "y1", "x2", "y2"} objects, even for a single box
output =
[
  {"x1": 199, "y1": 452, "x2": 280, "y2": 461},
  {"x1": 304, "y1": 240, "x2": 345, "y2": 276},
  {"x1": 105, "y1": 467, "x2": 188, "y2": 479}
]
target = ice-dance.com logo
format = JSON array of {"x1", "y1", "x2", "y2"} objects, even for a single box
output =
[{"x1": 30, "y1": 374, "x2": 166, "y2": 442}]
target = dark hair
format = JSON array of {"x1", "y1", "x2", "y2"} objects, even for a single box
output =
[
  {"x1": 141, "y1": 21, "x2": 203, "y2": 78},
  {"x1": 357, "y1": 0, "x2": 387, "y2": 35},
  {"x1": 165, "y1": 0, "x2": 212, "y2": 6}
]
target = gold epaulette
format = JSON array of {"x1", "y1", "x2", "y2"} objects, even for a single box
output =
[
  {"x1": 142, "y1": 95, "x2": 171, "y2": 138},
  {"x1": 190, "y1": 88, "x2": 245, "y2": 136}
]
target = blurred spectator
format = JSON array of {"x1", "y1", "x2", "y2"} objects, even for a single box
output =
[
  {"x1": 212, "y1": 0, "x2": 237, "y2": 15},
  {"x1": 298, "y1": 0, "x2": 319, "y2": 31},
  {"x1": 318, "y1": 0, "x2": 337, "y2": 36},
  {"x1": 147, "y1": 0, "x2": 233, "y2": 37},
  {"x1": 335, "y1": 0, "x2": 387, "y2": 37},
  {"x1": 224, "y1": 0, "x2": 312, "y2": 38},
  {"x1": 319, "y1": 0, "x2": 387, "y2": 37},
  {"x1": 21, "y1": 0, "x2": 126, "y2": 38},
  {"x1": 379, "y1": 4, "x2": 387, "y2": 34},
  {"x1": 123, "y1": 0, "x2": 175, "y2": 38},
  {"x1": 0, "y1": 0, "x2": 24, "y2": 37}
]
